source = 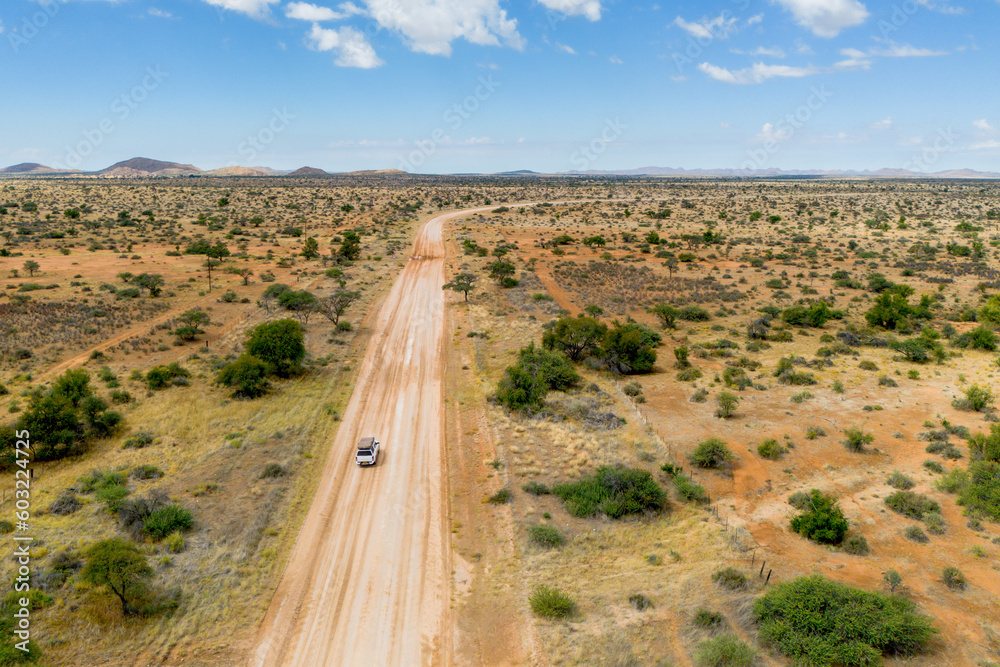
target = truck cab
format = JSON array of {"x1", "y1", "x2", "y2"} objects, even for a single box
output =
[{"x1": 355, "y1": 436, "x2": 380, "y2": 466}]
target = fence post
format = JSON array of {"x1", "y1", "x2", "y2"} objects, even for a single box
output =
[
  {"x1": 760, "y1": 561, "x2": 766, "y2": 577},
  {"x1": 765, "y1": 569, "x2": 772, "y2": 586}
]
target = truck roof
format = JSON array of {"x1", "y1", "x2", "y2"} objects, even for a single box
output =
[{"x1": 357, "y1": 436, "x2": 376, "y2": 449}]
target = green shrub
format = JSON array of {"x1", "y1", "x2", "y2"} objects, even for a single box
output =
[
  {"x1": 711, "y1": 567, "x2": 747, "y2": 591},
  {"x1": 693, "y1": 609, "x2": 724, "y2": 629},
  {"x1": 487, "y1": 488, "x2": 511, "y2": 504},
  {"x1": 122, "y1": 432, "x2": 154, "y2": 449},
  {"x1": 789, "y1": 489, "x2": 849, "y2": 545},
  {"x1": 968, "y1": 423, "x2": 1000, "y2": 462},
  {"x1": 754, "y1": 575, "x2": 936, "y2": 664},
  {"x1": 884, "y1": 491, "x2": 940, "y2": 520},
  {"x1": 935, "y1": 469, "x2": 968, "y2": 493},
  {"x1": 923, "y1": 512, "x2": 946, "y2": 535},
  {"x1": 923, "y1": 459, "x2": 944, "y2": 473},
  {"x1": 905, "y1": 525, "x2": 929, "y2": 543},
  {"x1": 672, "y1": 473, "x2": 710, "y2": 504},
  {"x1": 48, "y1": 491, "x2": 81, "y2": 515},
  {"x1": 553, "y1": 467, "x2": 667, "y2": 518},
  {"x1": 522, "y1": 481, "x2": 550, "y2": 495},
  {"x1": 689, "y1": 438, "x2": 735, "y2": 469},
  {"x1": 757, "y1": 439, "x2": 786, "y2": 460},
  {"x1": 677, "y1": 367, "x2": 703, "y2": 382},
  {"x1": 843, "y1": 534, "x2": 870, "y2": 556},
  {"x1": 260, "y1": 462, "x2": 286, "y2": 479},
  {"x1": 129, "y1": 464, "x2": 163, "y2": 480},
  {"x1": 527, "y1": 525, "x2": 565, "y2": 548},
  {"x1": 164, "y1": 531, "x2": 186, "y2": 554},
  {"x1": 529, "y1": 586, "x2": 575, "y2": 618},
  {"x1": 859, "y1": 360, "x2": 878, "y2": 371},
  {"x1": 842, "y1": 427, "x2": 874, "y2": 453},
  {"x1": 216, "y1": 354, "x2": 271, "y2": 398},
  {"x1": 942, "y1": 567, "x2": 966, "y2": 591},
  {"x1": 628, "y1": 593, "x2": 653, "y2": 611},
  {"x1": 886, "y1": 471, "x2": 915, "y2": 490},
  {"x1": 695, "y1": 634, "x2": 756, "y2": 667},
  {"x1": 953, "y1": 384, "x2": 994, "y2": 412},
  {"x1": 958, "y1": 460, "x2": 1000, "y2": 520},
  {"x1": 145, "y1": 363, "x2": 190, "y2": 390},
  {"x1": 715, "y1": 391, "x2": 739, "y2": 418},
  {"x1": 496, "y1": 343, "x2": 580, "y2": 414},
  {"x1": 245, "y1": 319, "x2": 306, "y2": 377},
  {"x1": 805, "y1": 426, "x2": 826, "y2": 439},
  {"x1": 144, "y1": 504, "x2": 194, "y2": 540}
]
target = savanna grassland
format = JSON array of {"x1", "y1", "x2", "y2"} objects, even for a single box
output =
[{"x1": 2, "y1": 174, "x2": 1000, "y2": 666}]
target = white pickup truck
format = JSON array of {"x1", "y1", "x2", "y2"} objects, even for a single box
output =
[{"x1": 355, "y1": 436, "x2": 380, "y2": 466}]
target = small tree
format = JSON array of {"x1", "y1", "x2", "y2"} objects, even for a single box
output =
[
  {"x1": 237, "y1": 268, "x2": 254, "y2": 285},
  {"x1": 317, "y1": 290, "x2": 360, "y2": 327},
  {"x1": 82, "y1": 538, "x2": 153, "y2": 616},
  {"x1": 339, "y1": 231, "x2": 362, "y2": 261},
  {"x1": 216, "y1": 354, "x2": 270, "y2": 398},
  {"x1": 603, "y1": 321, "x2": 660, "y2": 374},
  {"x1": 487, "y1": 260, "x2": 516, "y2": 287},
  {"x1": 301, "y1": 237, "x2": 320, "y2": 260},
  {"x1": 842, "y1": 427, "x2": 874, "y2": 453},
  {"x1": 442, "y1": 273, "x2": 477, "y2": 302},
  {"x1": 648, "y1": 303, "x2": 678, "y2": 329},
  {"x1": 278, "y1": 289, "x2": 318, "y2": 325},
  {"x1": 246, "y1": 319, "x2": 305, "y2": 377},
  {"x1": 23, "y1": 260, "x2": 40, "y2": 277},
  {"x1": 541, "y1": 315, "x2": 607, "y2": 361},
  {"x1": 173, "y1": 309, "x2": 209, "y2": 342},
  {"x1": 715, "y1": 391, "x2": 739, "y2": 419},
  {"x1": 134, "y1": 273, "x2": 164, "y2": 297},
  {"x1": 883, "y1": 569, "x2": 903, "y2": 593}
]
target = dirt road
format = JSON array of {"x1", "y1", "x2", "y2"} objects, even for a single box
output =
[{"x1": 251, "y1": 207, "x2": 496, "y2": 667}]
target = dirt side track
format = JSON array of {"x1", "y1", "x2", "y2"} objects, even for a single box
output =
[{"x1": 251, "y1": 207, "x2": 498, "y2": 667}]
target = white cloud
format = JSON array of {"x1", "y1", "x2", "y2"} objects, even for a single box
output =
[
  {"x1": 202, "y1": 0, "x2": 280, "y2": 18},
  {"x1": 609, "y1": 55, "x2": 623, "y2": 64},
  {"x1": 971, "y1": 140, "x2": 1000, "y2": 150},
  {"x1": 752, "y1": 46, "x2": 785, "y2": 57},
  {"x1": 0, "y1": 19, "x2": 5, "y2": 34},
  {"x1": 464, "y1": 136, "x2": 493, "y2": 145},
  {"x1": 871, "y1": 42, "x2": 947, "y2": 57},
  {"x1": 871, "y1": 116, "x2": 892, "y2": 129},
  {"x1": 361, "y1": 0, "x2": 523, "y2": 56},
  {"x1": 747, "y1": 13, "x2": 764, "y2": 25},
  {"x1": 307, "y1": 23, "x2": 383, "y2": 67},
  {"x1": 698, "y1": 61, "x2": 816, "y2": 84},
  {"x1": 556, "y1": 42, "x2": 576, "y2": 54},
  {"x1": 286, "y1": 2, "x2": 344, "y2": 21},
  {"x1": 755, "y1": 123, "x2": 790, "y2": 143},
  {"x1": 537, "y1": 0, "x2": 601, "y2": 21},
  {"x1": 772, "y1": 0, "x2": 869, "y2": 37},
  {"x1": 973, "y1": 119, "x2": 995, "y2": 132},
  {"x1": 794, "y1": 38, "x2": 814, "y2": 54},
  {"x1": 148, "y1": 8, "x2": 174, "y2": 18},
  {"x1": 674, "y1": 13, "x2": 738, "y2": 40}
]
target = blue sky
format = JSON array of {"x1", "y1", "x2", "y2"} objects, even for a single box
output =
[{"x1": 1, "y1": 0, "x2": 998, "y2": 173}]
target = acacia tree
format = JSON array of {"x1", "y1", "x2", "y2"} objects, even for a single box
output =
[
  {"x1": 237, "y1": 268, "x2": 254, "y2": 285},
  {"x1": 648, "y1": 303, "x2": 678, "y2": 329},
  {"x1": 487, "y1": 260, "x2": 516, "y2": 287},
  {"x1": 246, "y1": 319, "x2": 305, "y2": 377},
  {"x1": 317, "y1": 290, "x2": 360, "y2": 326},
  {"x1": 134, "y1": 273, "x2": 164, "y2": 297},
  {"x1": 173, "y1": 309, "x2": 209, "y2": 341},
  {"x1": 541, "y1": 315, "x2": 607, "y2": 361},
  {"x1": 204, "y1": 243, "x2": 230, "y2": 291},
  {"x1": 442, "y1": 273, "x2": 476, "y2": 302},
  {"x1": 23, "y1": 260, "x2": 39, "y2": 277},
  {"x1": 82, "y1": 538, "x2": 153, "y2": 615}
]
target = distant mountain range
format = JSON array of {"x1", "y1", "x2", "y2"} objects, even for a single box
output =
[{"x1": 2, "y1": 158, "x2": 998, "y2": 179}]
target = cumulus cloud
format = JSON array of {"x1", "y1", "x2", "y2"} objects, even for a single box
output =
[
  {"x1": 285, "y1": 2, "x2": 344, "y2": 21},
  {"x1": 537, "y1": 0, "x2": 601, "y2": 21},
  {"x1": 973, "y1": 119, "x2": 995, "y2": 132},
  {"x1": 202, "y1": 0, "x2": 281, "y2": 19},
  {"x1": 307, "y1": 23, "x2": 383, "y2": 67},
  {"x1": 698, "y1": 61, "x2": 816, "y2": 84},
  {"x1": 871, "y1": 42, "x2": 948, "y2": 57},
  {"x1": 755, "y1": 122, "x2": 790, "y2": 143},
  {"x1": 148, "y1": 8, "x2": 174, "y2": 18},
  {"x1": 772, "y1": 0, "x2": 869, "y2": 37},
  {"x1": 752, "y1": 46, "x2": 786, "y2": 57},
  {"x1": 971, "y1": 140, "x2": 1000, "y2": 150},
  {"x1": 556, "y1": 42, "x2": 576, "y2": 54},
  {"x1": 609, "y1": 55, "x2": 623, "y2": 64},
  {"x1": 361, "y1": 0, "x2": 523, "y2": 56},
  {"x1": 871, "y1": 116, "x2": 892, "y2": 129},
  {"x1": 674, "y1": 13, "x2": 738, "y2": 40}
]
